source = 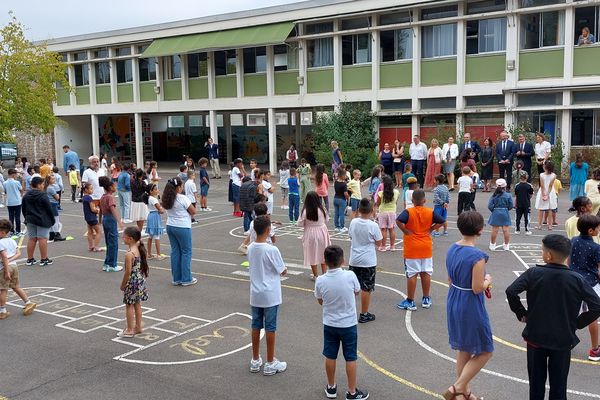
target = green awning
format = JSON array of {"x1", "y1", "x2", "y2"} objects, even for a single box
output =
[{"x1": 141, "y1": 22, "x2": 295, "y2": 58}]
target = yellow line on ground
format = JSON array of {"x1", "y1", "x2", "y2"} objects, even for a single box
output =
[{"x1": 492, "y1": 335, "x2": 600, "y2": 365}]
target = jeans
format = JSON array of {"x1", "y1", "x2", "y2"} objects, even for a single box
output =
[
  {"x1": 119, "y1": 190, "x2": 131, "y2": 220},
  {"x1": 243, "y1": 211, "x2": 253, "y2": 232},
  {"x1": 527, "y1": 345, "x2": 570, "y2": 400},
  {"x1": 411, "y1": 159, "x2": 425, "y2": 187},
  {"x1": 289, "y1": 194, "x2": 300, "y2": 221},
  {"x1": 167, "y1": 225, "x2": 192, "y2": 284},
  {"x1": 8, "y1": 205, "x2": 21, "y2": 233},
  {"x1": 102, "y1": 214, "x2": 119, "y2": 268},
  {"x1": 71, "y1": 185, "x2": 77, "y2": 202},
  {"x1": 333, "y1": 197, "x2": 346, "y2": 229}
]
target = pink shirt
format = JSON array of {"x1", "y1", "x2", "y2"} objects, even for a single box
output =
[{"x1": 316, "y1": 173, "x2": 329, "y2": 197}]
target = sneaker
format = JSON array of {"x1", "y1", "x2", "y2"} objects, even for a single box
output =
[
  {"x1": 250, "y1": 356, "x2": 263, "y2": 373},
  {"x1": 589, "y1": 347, "x2": 600, "y2": 361},
  {"x1": 488, "y1": 243, "x2": 496, "y2": 251},
  {"x1": 0, "y1": 311, "x2": 10, "y2": 320},
  {"x1": 325, "y1": 384, "x2": 338, "y2": 399},
  {"x1": 263, "y1": 359, "x2": 287, "y2": 376},
  {"x1": 525, "y1": 230, "x2": 533, "y2": 236},
  {"x1": 422, "y1": 296, "x2": 432, "y2": 309},
  {"x1": 346, "y1": 388, "x2": 369, "y2": 399},
  {"x1": 358, "y1": 313, "x2": 376, "y2": 323},
  {"x1": 341, "y1": 227, "x2": 348, "y2": 233},
  {"x1": 443, "y1": 231, "x2": 449, "y2": 236},
  {"x1": 22, "y1": 302, "x2": 37, "y2": 316},
  {"x1": 237, "y1": 244, "x2": 248, "y2": 255},
  {"x1": 53, "y1": 234, "x2": 66, "y2": 242},
  {"x1": 432, "y1": 232, "x2": 440, "y2": 237},
  {"x1": 334, "y1": 228, "x2": 341, "y2": 232},
  {"x1": 181, "y1": 277, "x2": 198, "y2": 286},
  {"x1": 25, "y1": 258, "x2": 37, "y2": 266},
  {"x1": 397, "y1": 299, "x2": 417, "y2": 311},
  {"x1": 102, "y1": 264, "x2": 109, "y2": 271},
  {"x1": 204, "y1": 207, "x2": 212, "y2": 212},
  {"x1": 552, "y1": 222, "x2": 558, "y2": 226},
  {"x1": 191, "y1": 220, "x2": 199, "y2": 225},
  {"x1": 106, "y1": 265, "x2": 123, "y2": 272},
  {"x1": 515, "y1": 229, "x2": 521, "y2": 235},
  {"x1": 503, "y1": 243, "x2": 510, "y2": 251},
  {"x1": 39, "y1": 258, "x2": 53, "y2": 266},
  {"x1": 123, "y1": 219, "x2": 133, "y2": 224}
]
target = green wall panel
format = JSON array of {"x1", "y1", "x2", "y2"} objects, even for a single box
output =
[
  {"x1": 465, "y1": 54, "x2": 506, "y2": 83},
  {"x1": 96, "y1": 85, "x2": 111, "y2": 104},
  {"x1": 56, "y1": 88, "x2": 70, "y2": 106},
  {"x1": 274, "y1": 71, "x2": 299, "y2": 95},
  {"x1": 140, "y1": 82, "x2": 156, "y2": 102},
  {"x1": 307, "y1": 68, "x2": 334, "y2": 93},
  {"x1": 216, "y1": 76, "x2": 237, "y2": 98},
  {"x1": 421, "y1": 58, "x2": 457, "y2": 86},
  {"x1": 189, "y1": 78, "x2": 209, "y2": 99},
  {"x1": 380, "y1": 62, "x2": 412, "y2": 88},
  {"x1": 342, "y1": 65, "x2": 372, "y2": 91},
  {"x1": 163, "y1": 80, "x2": 182, "y2": 101},
  {"x1": 75, "y1": 87, "x2": 90, "y2": 105},
  {"x1": 117, "y1": 83, "x2": 133, "y2": 103},
  {"x1": 244, "y1": 74, "x2": 267, "y2": 96},
  {"x1": 519, "y1": 49, "x2": 564, "y2": 80},
  {"x1": 574, "y1": 46, "x2": 600, "y2": 76}
]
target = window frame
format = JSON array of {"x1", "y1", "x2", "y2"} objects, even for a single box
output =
[
  {"x1": 342, "y1": 33, "x2": 372, "y2": 66},
  {"x1": 519, "y1": 11, "x2": 565, "y2": 50},
  {"x1": 307, "y1": 37, "x2": 334, "y2": 68},
  {"x1": 421, "y1": 23, "x2": 458, "y2": 59},
  {"x1": 243, "y1": 47, "x2": 267, "y2": 74},
  {"x1": 188, "y1": 53, "x2": 208, "y2": 78},
  {"x1": 466, "y1": 17, "x2": 508, "y2": 55},
  {"x1": 380, "y1": 28, "x2": 413, "y2": 62},
  {"x1": 214, "y1": 50, "x2": 237, "y2": 76}
]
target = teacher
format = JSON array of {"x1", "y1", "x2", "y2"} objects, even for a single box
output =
[
  {"x1": 379, "y1": 143, "x2": 394, "y2": 177},
  {"x1": 409, "y1": 135, "x2": 428, "y2": 187}
]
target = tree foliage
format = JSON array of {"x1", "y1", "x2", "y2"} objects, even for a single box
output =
[
  {"x1": 0, "y1": 13, "x2": 69, "y2": 141},
  {"x1": 312, "y1": 102, "x2": 379, "y2": 177}
]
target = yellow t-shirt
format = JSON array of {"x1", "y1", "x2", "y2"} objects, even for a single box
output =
[
  {"x1": 378, "y1": 189, "x2": 400, "y2": 213},
  {"x1": 565, "y1": 215, "x2": 600, "y2": 243},
  {"x1": 69, "y1": 170, "x2": 79, "y2": 186},
  {"x1": 553, "y1": 179, "x2": 562, "y2": 194},
  {"x1": 348, "y1": 179, "x2": 361, "y2": 200}
]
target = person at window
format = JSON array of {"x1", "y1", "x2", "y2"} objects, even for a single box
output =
[
  {"x1": 578, "y1": 27, "x2": 596, "y2": 46},
  {"x1": 409, "y1": 135, "x2": 428, "y2": 187},
  {"x1": 378, "y1": 143, "x2": 394, "y2": 177},
  {"x1": 442, "y1": 136, "x2": 459, "y2": 191},
  {"x1": 460, "y1": 133, "x2": 481, "y2": 163},
  {"x1": 496, "y1": 130, "x2": 515, "y2": 190},
  {"x1": 514, "y1": 134, "x2": 534, "y2": 183}
]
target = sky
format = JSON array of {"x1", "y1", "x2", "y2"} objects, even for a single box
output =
[{"x1": 1, "y1": 0, "x2": 301, "y2": 41}]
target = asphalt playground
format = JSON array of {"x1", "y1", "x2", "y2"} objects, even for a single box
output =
[{"x1": 2, "y1": 176, "x2": 599, "y2": 400}]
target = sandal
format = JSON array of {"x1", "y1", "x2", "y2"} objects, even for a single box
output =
[
  {"x1": 156, "y1": 255, "x2": 166, "y2": 260},
  {"x1": 465, "y1": 392, "x2": 483, "y2": 400},
  {"x1": 117, "y1": 331, "x2": 135, "y2": 338},
  {"x1": 92, "y1": 248, "x2": 104, "y2": 252},
  {"x1": 442, "y1": 385, "x2": 465, "y2": 400}
]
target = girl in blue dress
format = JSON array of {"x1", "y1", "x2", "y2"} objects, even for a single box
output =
[
  {"x1": 569, "y1": 153, "x2": 589, "y2": 202},
  {"x1": 488, "y1": 178, "x2": 513, "y2": 251},
  {"x1": 144, "y1": 184, "x2": 165, "y2": 260},
  {"x1": 443, "y1": 211, "x2": 493, "y2": 400}
]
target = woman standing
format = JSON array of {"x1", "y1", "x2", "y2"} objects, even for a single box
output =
[
  {"x1": 441, "y1": 137, "x2": 459, "y2": 191},
  {"x1": 534, "y1": 133, "x2": 551, "y2": 179},
  {"x1": 130, "y1": 169, "x2": 149, "y2": 231},
  {"x1": 480, "y1": 138, "x2": 494, "y2": 192},
  {"x1": 585, "y1": 168, "x2": 600, "y2": 215},
  {"x1": 297, "y1": 158, "x2": 312, "y2": 203},
  {"x1": 331, "y1": 141, "x2": 343, "y2": 179},
  {"x1": 392, "y1": 140, "x2": 405, "y2": 188},
  {"x1": 297, "y1": 191, "x2": 331, "y2": 280},
  {"x1": 162, "y1": 177, "x2": 196, "y2": 286},
  {"x1": 378, "y1": 143, "x2": 394, "y2": 177},
  {"x1": 424, "y1": 139, "x2": 444, "y2": 190},
  {"x1": 99, "y1": 153, "x2": 108, "y2": 177},
  {"x1": 286, "y1": 145, "x2": 298, "y2": 168}
]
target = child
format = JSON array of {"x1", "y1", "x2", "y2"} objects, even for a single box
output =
[
  {"x1": 333, "y1": 166, "x2": 349, "y2": 232},
  {"x1": 248, "y1": 215, "x2": 287, "y2": 376},
  {"x1": 99, "y1": 176, "x2": 125, "y2": 272},
  {"x1": 144, "y1": 184, "x2": 165, "y2": 260},
  {"x1": 469, "y1": 169, "x2": 479, "y2": 211},
  {"x1": 262, "y1": 170, "x2": 275, "y2": 215},
  {"x1": 551, "y1": 177, "x2": 563, "y2": 226},
  {"x1": 184, "y1": 170, "x2": 198, "y2": 224},
  {"x1": 316, "y1": 245, "x2": 369, "y2": 400},
  {"x1": 376, "y1": 175, "x2": 399, "y2": 251},
  {"x1": 347, "y1": 169, "x2": 362, "y2": 220},
  {"x1": 239, "y1": 176, "x2": 258, "y2": 235},
  {"x1": 231, "y1": 158, "x2": 244, "y2": 217},
  {"x1": 315, "y1": 164, "x2": 330, "y2": 212},
  {"x1": 227, "y1": 162, "x2": 234, "y2": 205},
  {"x1": 249, "y1": 159, "x2": 258, "y2": 181},
  {"x1": 178, "y1": 164, "x2": 188, "y2": 183},
  {"x1": 247, "y1": 203, "x2": 277, "y2": 246},
  {"x1": 404, "y1": 177, "x2": 418, "y2": 209},
  {"x1": 279, "y1": 161, "x2": 290, "y2": 210},
  {"x1": 488, "y1": 178, "x2": 513, "y2": 251},
  {"x1": 22, "y1": 177, "x2": 54, "y2": 266},
  {"x1": 45, "y1": 175, "x2": 65, "y2": 242},
  {"x1": 565, "y1": 196, "x2": 598, "y2": 242},
  {"x1": 117, "y1": 226, "x2": 149, "y2": 338},
  {"x1": 68, "y1": 164, "x2": 80, "y2": 202},
  {"x1": 535, "y1": 160, "x2": 557, "y2": 230},
  {"x1": 349, "y1": 199, "x2": 383, "y2": 324},
  {"x1": 570, "y1": 214, "x2": 600, "y2": 360},
  {"x1": 506, "y1": 234, "x2": 600, "y2": 400},
  {"x1": 457, "y1": 166, "x2": 474, "y2": 215},
  {"x1": 512, "y1": 160, "x2": 528, "y2": 187},
  {"x1": 298, "y1": 158, "x2": 312, "y2": 203},
  {"x1": 82, "y1": 183, "x2": 102, "y2": 252},
  {"x1": 367, "y1": 166, "x2": 382, "y2": 202},
  {"x1": 514, "y1": 174, "x2": 534, "y2": 235},
  {"x1": 432, "y1": 174, "x2": 450, "y2": 237},
  {"x1": 117, "y1": 164, "x2": 132, "y2": 224},
  {"x1": 569, "y1": 153, "x2": 589, "y2": 204},
  {"x1": 396, "y1": 189, "x2": 445, "y2": 310},
  {"x1": 51, "y1": 166, "x2": 64, "y2": 210},
  {"x1": 288, "y1": 168, "x2": 300, "y2": 223},
  {"x1": 4, "y1": 169, "x2": 23, "y2": 236},
  {"x1": 198, "y1": 158, "x2": 211, "y2": 212},
  {"x1": 0, "y1": 219, "x2": 37, "y2": 319},
  {"x1": 298, "y1": 191, "x2": 332, "y2": 279}
]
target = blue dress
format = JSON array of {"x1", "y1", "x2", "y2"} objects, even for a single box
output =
[
  {"x1": 569, "y1": 162, "x2": 589, "y2": 201},
  {"x1": 446, "y1": 244, "x2": 493, "y2": 355},
  {"x1": 487, "y1": 192, "x2": 513, "y2": 227},
  {"x1": 145, "y1": 196, "x2": 164, "y2": 237}
]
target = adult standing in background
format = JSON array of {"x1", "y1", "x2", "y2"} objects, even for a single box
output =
[
  {"x1": 81, "y1": 155, "x2": 104, "y2": 221},
  {"x1": 378, "y1": 142, "x2": 394, "y2": 177},
  {"x1": 331, "y1": 141, "x2": 343, "y2": 179},
  {"x1": 409, "y1": 135, "x2": 428, "y2": 187},
  {"x1": 534, "y1": 133, "x2": 552, "y2": 179},
  {"x1": 62, "y1": 145, "x2": 80, "y2": 177},
  {"x1": 424, "y1": 139, "x2": 443, "y2": 190},
  {"x1": 204, "y1": 138, "x2": 221, "y2": 179},
  {"x1": 480, "y1": 138, "x2": 495, "y2": 192},
  {"x1": 286, "y1": 145, "x2": 298, "y2": 168},
  {"x1": 496, "y1": 130, "x2": 515, "y2": 190},
  {"x1": 392, "y1": 140, "x2": 405, "y2": 188},
  {"x1": 514, "y1": 134, "x2": 534, "y2": 183},
  {"x1": 460, "y1": 132, "x2": 481, "y2": 162},
  {"x1": 442, "y1": 136, "x2": 459, "y2": 191}
]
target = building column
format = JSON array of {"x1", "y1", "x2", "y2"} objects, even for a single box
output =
[
  {"x1": 181, "y1": 54, "x2": 189, "y2": 100},
  {"x1": 236, "y1": 49, "x2": 244, "y2": 98},
  {"x1": 456, "y1": 2, "x2": 466, "y2": 111},
  {"x1": 268, "y1": 108, "x2": 277, "y2": 174},
  {"x1": 156, "y1": 57, "x2": 163, "y2": 101},
  {"x1": 411, "y1": 115, "x2": 420, "y2": 139},
  {"x1": 561, "y1": 91, "x2": 572, "y2": 161},
  {"x1": 563, "y1": 5, "x2": 575, "y2": 84},
  {"x1": 456, "y1": 114, "x2": 465, "y2": 139},
  {"x1": 88, "y1": 50, "x2": 97, "y2": 106},
  {"x1": 371, "y1": 13, "x2": 380, "y2": 114},
  {"x1": 109, "y1": 48, "x2": 118, "y2": 103},
  {"x1": 298, "y1": 38, "x2": 307, "y2": 97},
  {"x1": 67, "y1": 53, "x2": 77, "y2": 106},
  {"x1": 266, "y1": 45, "x2": 275, "y2": 97},
  {"x1": 411, "y1": 14, "x2": 421, "y2": 123},
  {"x1": 333, "y1": 19, "x2": 342, "y2": 105},
  {"x1": 209, "y1": 110, "x2": 218, "y2": 143},
  {"x1": 134, "y1": 113, "x2": 144, "y2": 166},
  {"x1": 91, "y1": 114, "x2": 100, "y2": 156},
  {"x1": 207, "y1": 51, "x2": 216, "y2": 100},
  {"x1": 505, "y1": 0, "x2": 519, "y2": 90},
  {"x1": 131, "y1": 45, "x2": 140, "y2": 103}
]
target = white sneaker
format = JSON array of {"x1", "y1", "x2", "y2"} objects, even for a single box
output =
[
  {"x1": 204, "y1": 207, "x2": 212, "y2": 211},
  {"x1": 341, "y1": 227, "x2": 348, "y2": 233},
  {"x1": 488, "y1": 243, "x2": 496, "y2": 251},
  {"x1": 503, "y1": 243, "x2": 510, "y2": 251},
  {"x1": 250, "y1": 356, "x2": 263, "y2": 373},
  {"x1": 515, "y1": 229, "x2": 521, "y2": 234},
  {"x1": 123, "y1": 219, "x2": 133, "y2": 224},
  {"x1": 238, "y1": 244, "x2": 248, "y2": 255},
  {"x1": 525, "y1": 230, "x2": 532, "y2": 236},
  {"x1": 263, "y1": 358, "x2": 287, "y2": 376}
]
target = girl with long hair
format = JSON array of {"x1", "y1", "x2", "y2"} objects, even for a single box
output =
[
  {"x1": 297, "y1": 191, "x2": 331, "y2": 280},
  {"x1": 130, "y1": 169, "x2": 149, "y2": 231},
  {"x1": 392, "y1": 140, "x2": 404, "y2": 188},
  {"x1": 144, "y1": 184, "x2": 165, "y2": 260},
  {"x1": 315, "y1": 163, "x2": 329, "y2": 212},
  {"x1": 376, "y1": 175, "x2": 400, "y2": 251},
  {"x1": 488, "y1": 179, "x2": 513, "y2": 251},
  {"x1": 536, "y1": 161, "x2": 558, "y2": 229}
]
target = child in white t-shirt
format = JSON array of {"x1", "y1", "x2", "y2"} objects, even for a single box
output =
[
  {"x1": 279, "y1": 161, "x2": 290, "y2": 210},
  {"x1": 262, "y1": 171, "x2": 275, "y2": 215},
  {"x1": 248, "y1": 203, "x2": 276, "y2": 245},
  {"x1": 457, "y1": 166, "x2": 475, "y2": 215},
  {"x1": 184, "y1": 171, "x2": 198, "y2": 224},
  {"x1": 145, "y1": 184, "x2": 165, "y2": 260},
  {"x1": 405, "y1": 177, "x2": 418, "y2": 209}
]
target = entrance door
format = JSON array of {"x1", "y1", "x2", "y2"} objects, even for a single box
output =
[
  {"x1": 572, "y1": 109, "x2": 594, "y2": 146},
  {"x1": 152, "y1": 132, "x2": 168, "y2": 161}
]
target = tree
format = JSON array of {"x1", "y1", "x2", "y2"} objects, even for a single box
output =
[
  {"x1": 312, "y1": 102, "x2": 379, "y2": 177},
  {"x1": 0, "y1": 13, "x2": 69, "y2": 142}
]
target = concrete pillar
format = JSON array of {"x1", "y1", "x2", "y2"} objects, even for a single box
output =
[
  {"x1": 67, "y1": 53, "x2": 77, "y2": 106},
  {"x1": 333, "y1": 19, "x2": 342, "y2": 104},
  {"x1": 155, "y1": 57, "x2": 163, "y2": 101},
  {"x1": 563, "y1": 5, "x2": 575, "y2": 84},
  {"x1": 134, "y1": 113, "x2": 144, "y2": 166},
  {"x1": 131, "y1": 45, "x2": 140, "y2": 103},
  {"x1": 298, "y1": 39, "x2": 307, "y2": 97},
  {"x1": 411, "y1": 15, "x2": 421, "y2": 116},
  {"x1": 456, "y1": 3, "x2": 466, "y2": 111},
  {"x1": 371, "y1": 13, "x2": 380, "y2": 114},
  {"x1": 181, "y1": 54, "x2": 189, "y2": 100},
  {"x1": 88, "y1": 50, "x2": 97, "y2": 105},
  {"x1": 505, "y1": 0, "x2": 519, "y2": 90},
  {"x1": 268, "y1": 108, "x2": 277, "y2": 174},
  {"x1": 207, "y1": 51, "x2": 216, "y2": 100},
  {"x1": 266, "y1": 45, "x2": 274, "y2": 97},
  {"x1": 91, "y1": 114, "x2": 100, "y2": 156},
  {"x1": 209, "y1": 110, "x2": 218, "y2": 143},
  {"x1": 109, "y1": 47, "x2": 117, "y2": 103},
  {"x1": 411, "y1": 114, "x2": 420, "y2": 138},
  {"x1": 236, "y1": 49, "x2": 244, "y2": 98}
]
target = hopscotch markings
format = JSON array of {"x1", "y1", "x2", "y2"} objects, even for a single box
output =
[
  {"x1": 57, "y1": 315, "x2": 119, "y2": 333},
  {"x1": 112, "y1": 328, "x2": 175, "y2": 349},
  {"x1": 95, "y1": 305, "x2": 156, "y2": 321}
]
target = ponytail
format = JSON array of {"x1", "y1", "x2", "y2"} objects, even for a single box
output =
[{"x1": 138, "y1": 241, "x2": 149, "y2": 278}]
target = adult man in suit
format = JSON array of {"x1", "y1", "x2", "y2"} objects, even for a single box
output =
[
  {"x1": 460, "y1": 132, "x2": 482, "y2": 162},
  {"x1": 514, "y1": 133, "x2": 534, "y2": 182},
  {"x1": 496, "y1": 130, "x2": 515, "y2": 189},
  {"x1": 204, "y1": 137, "x2": 221, "y2": 179}
]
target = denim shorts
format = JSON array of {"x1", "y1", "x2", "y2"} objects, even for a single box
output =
[
  {"x1": 350, "y1": 198, "x2": 360, "y2": 211},
  {"x1": 200, "y1": 185, "x2": 209, "y2": 197},
  {"x1": 323, "y1": 324, "x2": 358, "y2": 361},
  {"x1": 27, "y1": 223, "x2": 50, "y2": 239},
  {"x1": 232, "y1": 184, "x2": 240, "y2": 203},
  {"x1": 251, "y1": 305, "x2": 279, "y2": 332}
]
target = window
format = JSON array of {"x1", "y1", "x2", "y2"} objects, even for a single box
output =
[
  {"x1": 308, "y1": 38, "x2": 334, "y2": 67},
  {"x1": 247, "y1": 113, "x2": 266, "y2": 126},
  {"x1": 93, "y1": 49, "x2": 108, "y2": 59},
  {"x1": 215, "y1": 50, "x2": 236, "y2": 76},
  {"x1": 467, "y1": 0, "x2": 506, "y2": 14},
  {"x1": 115, "y1": 47, "x2": 132, "y2": 84},
  {"x1": 243, "y1": 47, "x2": 267, "y2": 74},
  {"x1": 573, "y1": 90, "x2": 600, "y2": 104},
  {"x1": 518, "y1": 111, "x2": 559, "y2": 143},
  {"x1": 520, "y1": 11, "x2": 565, "y2": 49},
  {"x1": 420, "y1": 114, "x2": 456, "y2": 125},
  {"x1": 379, "y1": 12, "x2": 411, "y2": 25},
  {"x1": 465, "y1": 95, "x2": 505, "y2": 107},
  {"x1": 381, "y1": 29, "x2": 413, "y2": 61},
  {"x1": 467, "y1": 18, "x2": 507, "y2": 54},
  {"x1": 231, "y1": 114, "x2": 244, "y2": 126},
  {"x1": 341, "y1": 17, "x2": 370, "y2": 31},
  {"x1": 305, "y1": 22, "x2": 333, "y2": 35},
  {"x1": 520, "y1": 0, "x2": 565, "y2": 8},
  {"x1": 168, "y1": 115, "x2": 185, "y2": 128},
  {"x1": 95, "y1": 62, "x2": 110, "y2": 85},
  {"x1": 421, "y1": 5, "x2": 458, "y2": 20},
  {"x1": 274, "y1": 44, "x2": 299, "y2": 71},
  {"x1": 301, "y1": 112, "x2": 313, "y2": 125},
  {"x1": 420, "y1": 97, "x2": 456, "y2": 109},
  {"x1": 465, "y1": 113, "x2": 504, "y2": 125},
  {"x1": 139, "y1": 58, "x2": 156, "y2": 81},
  {"x1": 574, "y1": 7, "x2": 598, "y2": 46},
  {"x1": 73, "y1": 52, "x2": 89, "y2": 86},
  {"x1": 188, "y1": 53, "x2": 208, "y2": 78},
  {"x1": 571, "y1": 110, "x2": 600, "y2": 146},
  {"x1": 422, "y1": 24, "x2": 457, "y2": 58},
  {"x1": 163, "y1": 55, "x2": 181, "y2": 79},
  {"x1": 379, "y1": 115, "x2": 412, "y2": 126},
  {"x1": 206, "y1": 114, "x2": 224, "y2": 127},
  {"x1": 342, "y1": 34, "x2": 372, "y2": 65},
  {"x1": 518, "y1": 92, "x2": 562, "y2": 106},
  {"x1": 275, "y1": 113, "x2": 288, "y2": 125},
  {"x1": 189, "y1": 115, "x2": 203, "y2": 127},
  {"x1": 380, "y1": 99, "x2": 412, "y2": 110}
]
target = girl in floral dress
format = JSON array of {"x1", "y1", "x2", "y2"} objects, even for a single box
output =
[{"x1": 118, "y1": 227, "x2": 149, "y2": 338}]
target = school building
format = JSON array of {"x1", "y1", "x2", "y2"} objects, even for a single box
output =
[{"x1": 48, "y1": 0, "x2": 600, "y2": 172}]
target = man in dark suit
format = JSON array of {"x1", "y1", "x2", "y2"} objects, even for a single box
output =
[
  {"x1": 496, "y1": 130, "x2": 515, "y2": 189},
  {"x1": 460, "y1": 132, "x2": 482, "y2": 162},
  {"x1": 514, "y1": 133, "x2": 534, "y2": 182}
]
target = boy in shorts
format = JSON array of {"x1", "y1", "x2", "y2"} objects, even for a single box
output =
[
  {"x1": 396, "y1": 189, "x2": 445, "y2": 311},
  {"x1": 0, "y1": 219, "x2": 37, "y2": 319},
  {"x1": 432, "y1": 174, "x2": 449, "y2": 237},
  {"x1": 248, "y1": 216, "x2": 287, "y2": 376},
  {"x1": 184, "y1": 170, "x2": 198, "y2": 224},
  {"x1": 316, "y1": 245, "x2": 369, "y2": 400},
  {"x1": 198, "y1": 158, "x2": 211, "y2": 212},
  {"x1": 348, "y1": 199, "x2": 383, "y2": 324}
]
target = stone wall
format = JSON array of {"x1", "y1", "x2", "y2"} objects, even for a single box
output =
[{"x1": 15, "y1": 132, "x2": 56, "y2": 164}]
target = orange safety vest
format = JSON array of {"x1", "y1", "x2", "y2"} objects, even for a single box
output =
[{"x1": 403, "y1": 206, "x2": 434, "y2": 259}]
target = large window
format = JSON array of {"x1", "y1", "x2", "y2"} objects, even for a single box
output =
[
  {"x1": 467, "y1": 18, "x2": 507, "y2": 54},
  {"x1": 379, "y1": 12, "x2": 411, "y2": 25},
  {"x1": 188, "y1": 53, "x2": 208, "y2": 78},
  {"x1": 422, "y1": 24, "x2": 457, "y2": 58},
  {"x1": 574, "y1": 7, "x2": 599, "y2": 46},
  {"x1": 381, "y1": 29, "x2": 413, "y2": 61},
  {"x1": 342, "y1": 34, "x2": 371, "y2": 65},
  {"x1": 138, "y1": 45, "x2": 156, "y2": 82},
  {"x1": 517, "y1": 111, "x2": 558, "y2": 143},
  {"x1": 308, "y1": 38, "x2": 334, "y2": 67},
  {"x1": 341, "y1": 17, "x2": 370, "y2": 31},
  {"x1": 116, "y1": 47, "x2": 132, "y2": 83},
  {"x1": 467, "y1": 0, "x2": 506, "y2": 14},
  {"x1": 571, "y1": 110, "x2": 600, "y2": 146},
  {"x1": 520, "y1": 11, "x2": 565, "y2": 49},
  {"x1": 94, "y1": 49, "x2": 110, "y2": 84},
  {"x1": 215, "y1": 50, "x2": 236, "y2": 76},
  {"x1": 421, "y1": 5, "x2": 458, "y2": 20},
  {"x1": 163, "y1": 55, "x2": 181, "y2": 79},
  {"x1": 73, "y1": 51, "x2": 89, "y2": 86},
  {"x1": 274, "y1": 44, "x2": 299, "y2": 71},
  {"x1": 305, "y1": 22, "x2": 333, "y2": 35},
  {"x1": 243, "y1": 47, "x2": 267, "y2": 74},
  {"x1": 520, "y1": 0, "x2": 565, "y2": 8}
]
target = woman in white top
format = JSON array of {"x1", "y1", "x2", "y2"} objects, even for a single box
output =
[
  {"x1": 535, "y1": 160, "x2": 558, "y2": 230},
  {"x1": 534, "y1": 133, "x2": 552, "y2": 177},
  {"x1": 99, "y1": 153, "x2": 108, "y2": 177},
  {"x1": 424, "y1": 138, "x2": 444, "y2": 189},
  {"x1": 441, "y1": 136, "x2": 459, "y2": 191},
  {"x1": 585, "y1": 168, "x2": 600, "y2": 216},
  {"x1": 286, "y1": 145, "x2": 298, "y2": 168},
  {"x1": 162, "y1": 177, "x2": 196, "y2": 286}
]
